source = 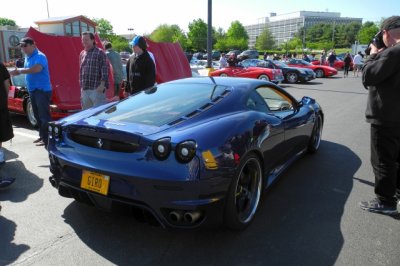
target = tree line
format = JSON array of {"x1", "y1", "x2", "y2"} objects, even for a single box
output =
[{"x1": 1, "y1": 16, "x2": 382, "y2": 53}]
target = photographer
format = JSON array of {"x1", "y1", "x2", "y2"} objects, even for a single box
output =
[{"x1": 359, "y1": 16, "x2": 400, "y2": 215}]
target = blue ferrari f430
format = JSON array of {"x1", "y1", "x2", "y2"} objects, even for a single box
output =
[{"x1": 48, "y1": 77, "x2": 323, "y2": 230}]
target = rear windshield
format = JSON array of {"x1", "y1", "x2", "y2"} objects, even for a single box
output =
[{"x1": 95, "y1": 82, "x2": 228, "y2": 126}]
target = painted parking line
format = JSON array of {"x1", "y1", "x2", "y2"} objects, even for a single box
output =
[{"x1": 13, "y1": 130, "x2": 38, "y2": 140}]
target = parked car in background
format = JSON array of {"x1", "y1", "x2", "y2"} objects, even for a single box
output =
[
  {"x1": 237, "y1": 50, "x2": 259, "y2": 60},
  {"x1": 241, "y1": 59, "x2": 316, "y2": 84},
  {"x1": 284, "y1": 58, "x2": 337, "y2": 78},
  {"x1": 120, "y1": 51, "x2": 131, "y2": 63},
  {"x1": 210, "y1": 61, "x2": 284, "y2": 84},
  {"x1": 202, "y1": 50, "x2": 221, "y2": 60},
  {"x1": 226, "y1": 50, "x2": 241, "y2": 57},
  {"x1": 311, "y1": 58, "x2": 353, "y2": 71},
  {"x1": 193, "y1": 52, "x2": 205, "y2": 60},
  {"x1": 48, "y1": 77, "x2": 324, "y2": 230}
]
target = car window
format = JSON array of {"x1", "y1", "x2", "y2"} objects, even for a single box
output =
[
  {"x1": 246, "y1": 90, "x2": 269, "y2": 113},
  {"x1": 95, "y1": 83, "x2": 229, "y2": 126},
  {"x1": 255, "y1": 86, "x2": 294, "y2": 112}
]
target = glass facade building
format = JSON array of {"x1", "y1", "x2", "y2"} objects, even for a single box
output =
[{"x1": 245, "y1": 11, "x2": 362, "y2": 48}]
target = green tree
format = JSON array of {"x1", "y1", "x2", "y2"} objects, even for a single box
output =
[
  {"x1": 187, "y1": 19, "x2": 208, "y2": 51},
  {"x1": 357, "y1": 21, "x2": 379, "y2": 44},
  {"x1": 92, "y1": 18, "x2": 114, "y2": 39},
  {"x1": 286, "y1": 37, "x2": 302, "y2": 50},
  {"x1": 150, "y1": 24, "x2": 188, "y2": 49},
  {"x1": 0, "y1": 17, "x2": 16, "y2": 26},
  {"x1": 255, "y1": 27, "x2": 275, "y2": 50},
  {"x1": 301, "y1": 22, "x2": 362, "y2": 49},
  {"x1": 105, "y1": 35, "x2": 130, "y2": 52},
  {"x1": 213, "y1": 27, "x2": 226, "y2": 51},
  {"x1": 226, "y1": 21, "x2": 248, "y2": 40},
  {"x1": 225, "y1": 21, "x2": 248, "y2": 50},
  {"x1": 214, "y1": 27, "x2": 226, "y2": 40}
]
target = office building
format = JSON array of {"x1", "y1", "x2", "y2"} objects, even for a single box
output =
[{"x1": 245, "y1": 11, "x2": 362, "y2": 48}]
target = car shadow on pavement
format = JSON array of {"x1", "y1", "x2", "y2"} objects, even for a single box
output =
[{"x1": 61, "y1": 140, "x2": 358, "y2": 266}]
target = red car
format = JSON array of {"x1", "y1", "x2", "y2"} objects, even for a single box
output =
[
  {"x1": 311, "y1": 59, "x2": 353, "y2": 71},
  {"x1": 210, "y1": 63, "x2": 284, "y2": 84},
  {"x1": 7, "y1": 71, "x2": 83, "y2": 127},
  {"x1": 284, "y1": 59, "x2": 337, "y2": 78}
]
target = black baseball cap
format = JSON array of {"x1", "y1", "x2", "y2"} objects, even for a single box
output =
[
  {"x1": 381, "y1": 16, "x2": 400, "y2": 31},
  {"x1": 19, "y1": 37, "x2": 35, "y2": 46}
]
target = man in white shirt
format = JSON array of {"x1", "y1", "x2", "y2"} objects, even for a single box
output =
[
  {"x1": 219, "y1": 53, "x2": 227, "y2": 69},
  {"x1": 353, "y1": 52, "x2": 364, "y2": 77}
]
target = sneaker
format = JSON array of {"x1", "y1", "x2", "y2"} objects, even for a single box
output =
[
  {"x1": 0, "y1": 177, "x2": 16, "y2": 188},
  {"x1": 33, "y1": 138, "x2": 42, "y2": 143},
  {"x1": 359, "y1": 198, "x2": 398, "y2": 215},
  {"x1": 35, "y1": 140, "x2": 45, "y2": 146},
  {"x1": 0, "y1": 149, "x2": 4, "y2": 163}
]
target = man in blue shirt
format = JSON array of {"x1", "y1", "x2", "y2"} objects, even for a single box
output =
[{"x1": 10, "y1": 37, "x2": 52, "y2": 148}]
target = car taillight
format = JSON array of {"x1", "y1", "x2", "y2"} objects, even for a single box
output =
[
  {"x1": 152, "y1": 137, "x2": 171, "y2": 161},
  {"x1": 48, "y1": 122, "x2": 63, "y2": 141},
  {"x1": 175, "y1": 140, "x2": 197, "y2": 163}
]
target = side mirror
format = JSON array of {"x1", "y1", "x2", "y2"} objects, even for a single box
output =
[{"x1": 301, "y1": 96, "x2": 315, "y2": 105}]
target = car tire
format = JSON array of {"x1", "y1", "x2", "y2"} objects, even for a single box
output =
[
  {"x1": 220, "y1": 73, "x2": 228, "y2": 77},
  {"x1": 308, "y1": 114, "x2": 323, "y2": 154},
  {"x1": 25, "y1": 97, "x2": 38, "y2": 128},
  {"x1": 258, "y1": 74, "x2": 270, "y2": 81},
  {"x1": 315, "y1": 69, "x2": 325, "y2": 78},
  {"x1": 286, "y1": 72, "x2": 298, "y2": 83},
  {"x1": 224, "y1": 153, "x2": 263, "y2": 230}
]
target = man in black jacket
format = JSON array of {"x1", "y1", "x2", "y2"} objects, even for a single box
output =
[
  {"x1": 125, "y1": 36, "x2": 155, "y2": 95},
  {"x1": 360, "y1": 16, "x2": 400, "y2": 215}
]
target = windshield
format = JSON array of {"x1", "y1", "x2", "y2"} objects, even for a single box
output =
[
  {"x1": 272, "y1": 60, "x2": 288, "y2": 68},
  {"x1": 298, "y1": 60, "x2": 312, "y2": 66},
  {"x1": 95, "y1": 82, "x2": 228, "y2": 127},
  {"x1": 11, "y1": 73, "x2": 27, "y2": 87}
]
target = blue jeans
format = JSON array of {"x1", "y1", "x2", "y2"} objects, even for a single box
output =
[{"x1": 30, "y1": 90, "x2": 52, "y2": 144}]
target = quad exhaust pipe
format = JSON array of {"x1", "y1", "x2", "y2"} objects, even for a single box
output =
[
  {"x1": 169, "y1": 211, "x2": 183, "y2": 222},
  {"x1": 168, "y1": 210, "x2": 202, "y2": 224},
  {"x1": 183, "y1": 211, "x2": 201, "y2": 223},
  {"x1": 49, "y1": 176, "x2": 57, "y2": 187}
]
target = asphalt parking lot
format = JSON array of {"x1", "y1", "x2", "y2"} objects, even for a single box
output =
[{"x1": 0, "y1": 73, "x2": 399, "y2": 266}]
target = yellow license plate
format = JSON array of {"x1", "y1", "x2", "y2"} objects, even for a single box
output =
[{"x1": 81, "y1": 170, "x2": 110, "y2": 196}]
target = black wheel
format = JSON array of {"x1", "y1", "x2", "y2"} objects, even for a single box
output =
[
  {"x1": 224, "y1": 153, "x2": 263, "y2": 230},
  {"x1": 315, "y1": 69, "x2": 325, "y2": 78},
  {"x1": 220, "y1": 73, "x2": 228, "y2": 77},
  {"x1": 258, "y1": 74, "x2": 270, "y2": 81},
  {"x1": 286, "y1": 72, "x2": 298, "y2": 83},
  {"x1": 25, "y1": 98, "x2": 38, "y2": 128},
  {"x1": 308, "y1": 114, "x2": 323, "y2": 153}
]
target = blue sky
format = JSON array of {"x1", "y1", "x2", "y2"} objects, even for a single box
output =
[{"x1": 1, "y1": 0, "x2": 398, "y2": 34}]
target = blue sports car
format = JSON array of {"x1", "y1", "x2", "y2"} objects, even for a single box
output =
[{"x1": 48, "y1": 77, "x2": 323, "y2": 230}]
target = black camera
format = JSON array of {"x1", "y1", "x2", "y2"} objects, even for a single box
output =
[{"x1": 365, "y1": 31, "x2": 386, "y2": 55}]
